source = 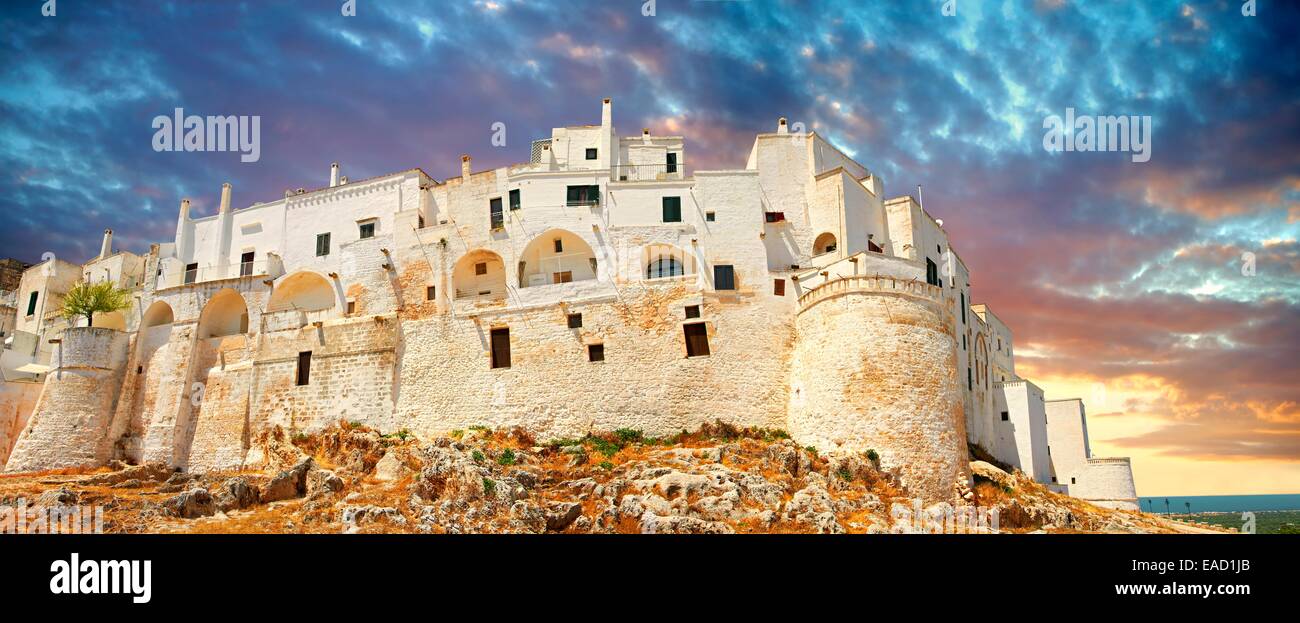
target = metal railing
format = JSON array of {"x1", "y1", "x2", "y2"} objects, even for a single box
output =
[
  {"x1": 612, "y1": 162, "x2": 686, "y2": 182},
  {"x1": 158, "y1": 259, "x2": 282, "y2": 289}
]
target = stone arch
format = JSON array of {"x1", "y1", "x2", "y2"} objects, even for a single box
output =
[
  {"x1": 267, "y1": 271, "x2": 337, "y2": 313},
  {"x1": 974, "y1": 333, "x2": 989, "y2": 390},
  {"x1": 813, "y1": 232, "x2": 838, "y2": 256},
  {"x1": 643, "y1": 244, "x2": 694, "y2": 279},
  {"x1": 141, "y1": 301, "x2": 174, "y2": 328},
  {"x1": 518, "y1": 229, "x2": 597, "y2": 288},
  {"x1": 94, "y1": 311, "x2": 127, "y2": 331},
  {"x1": 198, "y1": 289, "x2": 249, "y2": 338},
  {"x1": 453, "y1": 249, "x2": 507, "y2": 300}
]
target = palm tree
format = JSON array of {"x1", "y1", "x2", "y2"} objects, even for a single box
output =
[
  {"x1": 1185, "y1": 501, "x2": 1191, "y2": 515},
  {"x1": 1164, "y1": 498, "x2": 1171, "y2": 515},
  {"x1": 60, "y1": 280, "x2": 132, "y2": 328}
]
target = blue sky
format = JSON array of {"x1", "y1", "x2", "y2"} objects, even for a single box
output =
[{"x1": 1, "y1": 0, "x2": 1297, "y2": 493}]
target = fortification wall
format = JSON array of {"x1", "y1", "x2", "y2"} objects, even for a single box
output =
[
  {"x1": 184, "y1": 335, "x2": 254, "y2": 471},
  {"x1": 788, "y1": 276, "x2": 965, "y2": 502},
  {"x1": 138, "y1": 324, "x2": 198, "y2": 466},
  {"x1": 4, "y1": 328, "x2": 129, "y2": 472},
  {"x1": 0, "y1": 380, "x2": 42, "y2": 468},
  {"x1": 395, "y1": 281, "x2": 792, "y2": 441},
  {"x1": 1077, "y1": 458, "x2": 1139, "y2": 510}
]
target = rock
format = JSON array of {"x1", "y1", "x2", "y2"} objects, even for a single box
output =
[
  {"x1": 110, "y1": 479, "x2": 143, "y2": 489},
  {"x1": 765, "y1": 440, "x2": 811, "y2": 477},
  {"x1": 373, "y1": 452, "x2": 409, "y2": 482},
  {"x1": 970, "y1": 461, "x2": 1010, "y2": 483},
  {"x1": 639, "y1": 512, "x2": 734, "y2": 534},
  {"x1": 508, "y1": 501, "x2": 547, "y2": 533},
  {"x1": 412, "y1": 446, "x2": 487, "y2": 502},
  {"x1": 81, "y1": 463, "x2": 173, "y2": 486},
  {"x1": 36, "y1": 488, "x2": 78, "y2": 507},
  {"x1": 307, "y1": 469, "x2": 344, "y2": 496},
  {"x1": 559, "y1": 477, "x2": 598, "y2": 498},
  {"x1": 545, "y1": 502, "x2": 583, "y2": 532},
  {"x1": 812, "y1": 512, "x2": 845, "y2": 534},
  {"x1": 507, "y1": 468, "x2": 538, "y2": 490},
  {"x1": 262, "y1": 457, "x2": 314, "y2": 502},
  {"x1": 213, "y1": 477, "x2": 260, "y2": 511},
  {"x1": 340, "y1": 505, "x2": 406, "y2": 526},
  {"x1": 163, "y1": 488, "x2": 216, "y2": 519}
]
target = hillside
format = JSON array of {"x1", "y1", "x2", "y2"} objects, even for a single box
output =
[{"x1": 0, "y1": 421, "x2": 1223, "y2": 534}]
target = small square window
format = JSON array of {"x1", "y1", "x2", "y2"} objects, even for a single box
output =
[
  {"x1": 475, "y1": 262, "x2": 487, "y2": 276},
  {"x1": 705, "y1": 212, "x2": 716, "y2": 222},
  {"x1": 316, "y1": 233, "x2": 331, "y2": 257},
  {"x1": 346, "y1": 300, "x2": 356, "y2": 315},
  {"x1": 296, "y1": 351, "x2": 312, "y2": 386},
  {"x1": 359, "y1": 222, "x2": 375, "y2": 239},
  {"x1": 1071, "y1": 477, "x2": 1077, "y2": 485},
  {"x1": 774, "y1": 279, "x2": 785, "y2": 296},
  {"x1": 426, "y1": 286, "x2": 436, "y2": 301},
  {"x1": 684, "y1": 323, "x2": 710, "y2": 357},
  {"x1": 588, "y1": 343, "x2": 604, "y2": 362},
  {"x1": 662, "y1": 196, "x2": 682, "y2": 223},
  {"x1": 1000, "y1": 411, "x2": 1009, "y2": 422},
  {"x1": 714, "y1": 265, "x2": 736, "y2": 291},
  {"x1": 509, "y1": 188, "x2": 521, "y2": 211},
  {"x1": 585, "y1": 148, "x2": 598, "y2": 160},
  {"x1": 554, "y1": 238, "x2": 563, "y2": 253},
  {"x1": 567, "y1": 313, "x2": 582, "y2": 329},
  {"x1": 684, "y1": 305, "x2": 700, "y2": 319},
  {"x1": 490, "y1": 198, "x2": 504, "y2": 229}
]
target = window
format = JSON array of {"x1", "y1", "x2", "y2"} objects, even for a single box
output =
[
  {"x1": 359, "y1": 221, "x2": 375, "y2": 239},
  {"x1": 868, "y1": 239, "x2": 883, "y2": 253},
  {"x1": 963, "y1": 334, "x2": 967, "y2": 351},
  {"x1": 316, "y1": 233, "x2": 331, "y2": 257},
  {"x1": 925, "y1": 258, "x2": 939, "y2": 286},
  {"x1": 296, "y1": 351, "x2": 312, "y2": 386},
  {"x1": 997, "y1": 338, "x2": 1002, "y2": 351},
  {"x1": 684, "y1": 305, "x2": 700, "y2": 319},
  {"x1": 565, "y1": 185, "x2": 600, "y2": 207},
  {"x1": 961, "y1": 292, "x2": 967, "y2": 324},
  {"x1": 418, "y1": 215, "x2": 425, "y2": 228},
  {"x1": 765, "y1": 212, "x2": 786, "y2": 223},
  {"x1": 490, "y1": 198, "x2": 504, "y2": 229},
  {"x1": 184, "y1": 263, "x2": 198, "y2": 285},
  {"x1": 553, "y1": 238, "x2": 563, "y2": 253},
  {"x1": 475, "y1": 262, "x2": 487, "y2": 276},
  {"x1": 239, "y1": 251, "x2": 255, "y2": 277},
  {"x1": 684, "y1": 323, "x2": 710, "y2": 357},
  {"x1": 585, "y1": 148, "x2": 598, "y2": 160},
  {"x1": 490, "y1": 328, "x2": 511, "y2": 369},
  {"x1": 774, "y1": 279, "x2": 785, "y2": 296},
  {"x1": 509, "y1": 188, "x2": 521, "y2": 211},
  {"x1": 1000, "y1": 411, "x2": 1009, "y2": 422},
  {"x1": 647, "y1": 256, "x2": 683, "y2": 279},
  {"x1": 588, "y1": 343, "x2": 605, "y2": 362},
  {"x1": 346, "y1": 300, "x2": 356, "y2": 315},
  {"x1": 552, "y1": 271, "x2": 573, "y2": 284},
  {"x1": 705, "y1": 212, "x2": 715, "y2": 222},
  {"x1": 666, "y1": 152, "x2": 678, "y2": 174},
  {"x1": 662, "y1": 196, "x2": 682, "y2": 223},
  {"x1": 567, "y1": 313, "x2": 582, "y2": 329},
  {"x1": 1071, "y1": 477, "x2": 1077, "y2": 485},
  {"x1": 1051, "y1": 476, "x2": 1057, "y2": 483},
  {"x1": 968, "y1": 368, "x2": 973, "y2": 391},
  {"x1": 714, "y1": 265, "x2": 736, "y2": 291},
  {"x1": 25, "y1": 291, "x2": 38, "y2": 316},
  {"x1": 426, "y1": 286, "x2": 436, "y2": 301}
]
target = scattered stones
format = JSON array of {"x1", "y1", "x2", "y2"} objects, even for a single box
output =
[
  {"x1": 545, "y1": 502, "x2": 582, "y2": 532},
  {"x1": 81, "y1": 463, "x2": 173, "y2": 487},
  {"x1": 163, "y1": 488, "x2": 216, "y2": 519},
  {"x1": 262, "y1": 458, "x2": 314, "y2": 502},
  {"x1": 213, "y1": 477, "x2": 260, "y2": 512}
]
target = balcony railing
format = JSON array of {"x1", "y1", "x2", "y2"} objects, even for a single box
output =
[
  {"x1": 612, "y1": 162, "x2": 685, "y2": 182},
  {"x1": 158, "y1": 259, "x2": 282, "y2": 289}
]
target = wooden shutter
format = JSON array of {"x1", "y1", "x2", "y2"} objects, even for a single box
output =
[
  {"x1": 684, "y1": 323, "x2": 710, "y2": 357},
  {"x1": 490, "y1": 328, "x2": 511, "y2": 369}
]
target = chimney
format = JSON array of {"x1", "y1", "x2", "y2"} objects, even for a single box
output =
[
  {"x1": 179, "y1": 198, "x2": 191, "y2": 220},
  {"x1": 777, "y1": 117, "x2": 789, "y2": 134},
  {"x1": 99, "y1": 229, "x2": 113, "y2": 260},
  {"x1": 601, "y1": 97, "x2": 612, "y2": 128},
  {"x1": 461, "y1": 154, "x2": 472, "y2": 180},
  {"x1": 642, "y1": 128, "x2": 651, "y2": 144},
  {"x1": 541, "y1": 144, "x2": 555, "y2": 169},
  {"x1": 330, "y1": 162, "x2": 341, "y2": 187},
  {"x1": 219, "y1": 182, "x2": 232, "y2": 214}
]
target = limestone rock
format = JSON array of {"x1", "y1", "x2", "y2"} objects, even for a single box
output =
[
  {"x1": 373, "y1": 452, "x2": 409, "y2": 482},
  {"x1": 263, "y1": 457, "x2": 314, "y2": 502},
  {"x1": 163, "y1": 488, "x2": 216, "y2": 519},
  {"x1": 307, "y1": 469, "x2": 344, "y2": 496},
  {"x1": 213, "y1": 477, "x2": 260, "y2": 511},
  {"x1": 545, "y1": 502, "x2": 582, "y2": 532},
  {"x1": 639, "y1": 512, "x2": 734, "y2": 534}
]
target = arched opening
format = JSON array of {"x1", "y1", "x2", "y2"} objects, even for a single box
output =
[
  {"x1": 519, "y1": 229, "x2": 597, "y2": 288},
  {"x1": 94, "y1": 311, "x2": 127, "y2": 331},
  {"x1": 643, "y1": 244, "x2": 694, "y2": 280},
  {"x1": 813, "y1": 232, "x2": 838, "y2": 256},
  {"x1": 141, "y1": 301, "x2": 174, "y2": 328},
  {"x1": 453, "y1": 250, "x2": 507, "y2": 300},
  {"x1": 267, "y1": 271, "x2": 336, "y2": 312},
  {"x1": 198, "y1": 289, "x2": 249, "y2": 338}
]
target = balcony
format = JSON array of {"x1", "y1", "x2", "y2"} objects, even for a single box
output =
[
  {"x1": 612, "y1": 162, "x2": 685, "y2": 182},
  {"x1": 158, "y1": 258, "x2": 283, "y2": 290}
]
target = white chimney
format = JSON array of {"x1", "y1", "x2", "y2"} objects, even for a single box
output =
[
  {"x1": 461, "y1": 154, "x2": 472, "y2": 180},
  {"x1": 642, "y1": 128, "x2": 651, "y2": 144},
  {"x1": 330, "y1": 162, "x2": 341, "y2": 187},
  {"x1": 219, "y1": 182, "x2": 232, "y2": 214},
  {"x1": 777, "y1": 117, "x2": 789, "y2": 134},
  {"x1": 601, "y1": 97, "x2": 612, "y2": 128},
  {"x1": 179, "y1": 198, "x2": 191, "y2": 220},
  {"x1": 99, "y1": 229, "x2": 113, "y2": 260},
  {"x1": 541, "y1": 144, "x2": 555, "y2": 169}
]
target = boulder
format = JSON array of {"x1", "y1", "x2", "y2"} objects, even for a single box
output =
[
  {"x1": 163, "y1": 488, "x2": 216, "y2": 519},
  {"x1": 373, "y1": 452, "x2": 409, "y2": 482},
  {"x1": 262, "y1": 457, "x2": 314, "y2": 502},
  {"x1": 81, "y1": 463, "x2": 173, "y2": 487},
  {"x1": 214, "y1": 477, "x2": 260, "y2": 511},
  {"x1": 639, "y1": 512, "x2": 734, "y2": 534},
  {"x1": 307, "y1": 469, "x2": 344, "y2": 496},
  {"x1": 545, "y1": 502, "x2": 583, "y2": 532}
]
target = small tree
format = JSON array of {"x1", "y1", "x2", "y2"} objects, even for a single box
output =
[{"x1": 60, "y1": 281, "x2": 132, "y2": 328}]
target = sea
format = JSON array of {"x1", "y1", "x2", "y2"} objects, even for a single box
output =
[{"x1": 1137, "y1": 494, "x2": 1300, "y2": 514}]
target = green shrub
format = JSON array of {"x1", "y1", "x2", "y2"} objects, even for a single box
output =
[
  {"x1": 805, "y1": 445, "x2": 818, "y2": 457},
  {"x1": 866, "y1": 449, "x2": 880, "y2": 463},
  {"x1": 837, "y1": 467, "x2": 853, "y2": 481},
  {"x1": 482, "y1": 478, "x2": 496, "y2": 496},
  {"x1": 614, "y1": 428, "x2": 643, "y2": 444},
  {"x1": 497, "y1": 448, "x2": 517, "y2": 466},
  {"x1": 598, "y1": 461, "x2": 614, "y2": 470},
  {"x1": 472, "y1": 450, "x2": 485, "y2": 463}
]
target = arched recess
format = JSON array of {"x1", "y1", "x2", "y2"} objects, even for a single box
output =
[
  {"x1": 519, "y1": 229, "x2": 597, "y2": 288},
  {"x1": 267, "y1": 271, "x2": 337, "y2": 312},
  {"x1": 813, "y1": 232, "x2": 838, "y2": 256},
  {"x1": 94, "y1": 311, "x2": 127, "y2": 331},
  {"x1": 198, "y1": 289, "x2": 249, "y2": 338},
  {"x1": 974, "y1": 333, "x2": 989, "y2": 390},
  {"x1": 643, "y1": 244, "x2": 694, "y2": 280},
  {"x1": 141, "y1": 301, "x2": 175, "y2": 328},
  {"x1": 453, "y1": 249, "x2": 507, "y2": 300}
]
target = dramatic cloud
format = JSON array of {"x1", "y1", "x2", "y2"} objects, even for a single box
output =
[{"x1": 0, "y1": 0, "x2": 1296, "y2": 493}]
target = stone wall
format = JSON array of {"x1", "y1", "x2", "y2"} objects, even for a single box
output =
[
  {"x1": 4, "y1": 328, "x2": 128, "y2": 471},
  {"x1": 788, "y1": 275, "x2": 966, "y2": 502},
  {"x1": 0, "y1": 380, "x2": 42, "y2": 467},
  {"x1": 1078, "y1": 458, "x2": 1139, "y2": 510}
]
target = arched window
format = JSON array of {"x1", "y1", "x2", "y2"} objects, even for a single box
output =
[
  {"x1": 646, "y1": 256, "x2": 684, "y2": 279},
  {"x1": 453, "y1": 250, "x2": 507, "y2": 300},
  {"x1": 813, "y1": 232, "x2": 838, "y2": 256}
]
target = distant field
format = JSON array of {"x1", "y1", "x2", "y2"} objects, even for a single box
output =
[{"x1": 1174, "y1": 510, "x2": 1300, "y2": 534}]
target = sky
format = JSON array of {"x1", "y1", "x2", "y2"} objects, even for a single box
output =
[{"x1": 0, "y1": 0, "x2": 1296, "y2": 495}]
